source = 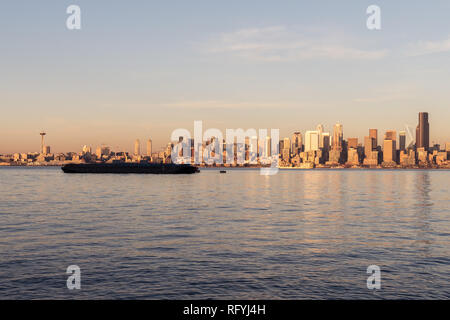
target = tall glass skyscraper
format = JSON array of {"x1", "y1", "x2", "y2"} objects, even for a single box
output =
[{"x1": 416, "y1": 112, "x2": 430, "y2": 150}]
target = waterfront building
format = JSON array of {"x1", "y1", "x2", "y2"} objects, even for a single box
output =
[
  {"x1": 164, "y1": 143, "x2": 172, "y2": 163},
  {"x1": 316, "y1": 124, "x2": 324, "y2": 148},
  {"x1": 417, "y1": 147, "x2": 429, "y2": 165},
  {"x1": 399, "y1": 150, "x2": 416, "y2": 166},
  {"x1": 383, "y1": 138, "x2": 397, "y2": 164},
  {"x1": 332, "y1": 123, "x2": 343, "y2": 151},
  {"x1": 327, "y1": 149, "x2": 341, "y2": 165},
  {"x1": 257, "y1": 136, "x2": 271, "y2": 163},
  {"x1": 82, "y1": 145, "x2": 91, "y2": 154},
  {"x1": 347, "y1": 138, "x2": 358, "y2": 149},
  {"x1": 369, "y1": 129, "x2": 378, "y2": 148},
  {"x1": 364, "y1": 130, "x2": 379, "y2": 166},
  {"x1": 416, "y1": 112, "x2": 430, "y2": 150},
  {"x1": 279, "y1": 139, "x2": 284, "y2": 151},
  {"x1": 301, "y1": 149, "x2": 323, "y2": 165},
  {"x1": 431, "y1": 144, "x2": 440, "y2": 152},
  {"x1": 281, "y1": 148, "x2": 290, "y2": 163},
  {"x1": 281, "y1": 137, "x2": 291, "y2": 162},
  {"x1": 305, "y1": 131, "x2": 319, "y2": 152},
  {"x1": 283, "y1": 137, "x2": 291, "y2": 153},
  {"x1": 291, "y1": 132, "x2": 302, "y2": 155},
  {"x1": 147, "y1": 139, "x2": 152, "y2": 156},
  {"x1": 102, "y1": 146, "x2": 111, "y2": 157},
  {"x1": 266, "y1": 136, "x2": 272, "y2": 157},
  {"x1": 291, "y1": 154, "x2": 301, "y2": 167},
  {"x1": 435, "y1": 152, "x2": 448, "y2": 165},
  {"x1": 364, "y1": 127, "x2": 379, "y2": 165},
  {"x1": 364, "y1": 136, "x2": 373, "y2": 158},
  {"x1": 363, "y1": 150, "x2": 379, "y2": 166},
  {"x1": 385, "y1": 130, "x2": 397, "y2": 142},
  {"x1": 134, "y1": 139, "x2": 140, "y2": 156},
  {"x1": 249, "y1": 136, "x2": 258, "y2": 164},
  {"x1": 399, "y1": 131, "x2": 406, "y2": 151},
  {"x1": 322, "y1": 133, "x2": 330, "y2": 152},
  {"x1": 346, "y1": 148, "x2": 360, "y2": 165}
]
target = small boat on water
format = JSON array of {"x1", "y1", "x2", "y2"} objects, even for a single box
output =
[{"x1": 61, "y1": 163, "x2": 200, "y2": 174}]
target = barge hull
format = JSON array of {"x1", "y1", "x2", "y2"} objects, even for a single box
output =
[{"x1": 62, "y1": 163, "x2": 199, "y2": 174}]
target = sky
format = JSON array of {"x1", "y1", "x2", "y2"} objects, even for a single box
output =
[{"x1": 1, "y1": 0, "x2": 450, "y2": 154}]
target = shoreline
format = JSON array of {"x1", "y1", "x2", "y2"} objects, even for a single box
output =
[{"x1": 1, "y1": 163, "x2": 449, "y2": 170}]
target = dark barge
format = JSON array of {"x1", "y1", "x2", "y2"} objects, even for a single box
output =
[{"x1": 61, "y1": 163, "x2": 200, "y2": 174}]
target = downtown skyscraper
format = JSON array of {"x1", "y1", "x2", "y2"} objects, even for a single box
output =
[
  {"x1": 416, "y1": 112, "x2": 430, "y2": 150},
  {"x1": 332, "y1": 123, "x2": 343, "y2": 151}
]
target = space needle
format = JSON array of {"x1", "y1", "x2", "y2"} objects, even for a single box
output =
[{"x1": 40, "y1": 131, "x2": 46, "y2": 154}]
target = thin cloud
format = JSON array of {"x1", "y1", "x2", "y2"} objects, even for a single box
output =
[
  {"x1": 162, "y1": 100, "x2": 300, "y2": 109},
  {"x1": 206, "y1": 26, "x2": 388, "y2": 61},
  {"x1": 353, "y1": 94, "x2": 413, "y2": 103},
  {"x1": 406, "y1": 36, "x2": 450, "y2": 56}
]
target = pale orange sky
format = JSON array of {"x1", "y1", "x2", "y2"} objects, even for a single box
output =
[{"x1": 1, "y1": 1, "x2": 450, "y2": 154}]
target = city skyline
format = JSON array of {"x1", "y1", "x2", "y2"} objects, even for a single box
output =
[
  {"x1": 0, "y1": 112, "x2": 447, "y2": 155},
  {"x1": 1, "y1": 1, "x2": 450, "y2": 153},
  {"x1": 2, "y1": 111, "x2": 449, "y2": 170}
]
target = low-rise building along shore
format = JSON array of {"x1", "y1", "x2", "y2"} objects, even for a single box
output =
[{"x1": 1, "y1": 113, "x2": 449, "y2": 169}]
